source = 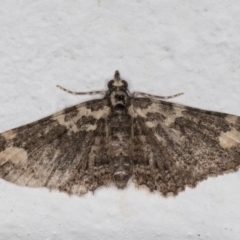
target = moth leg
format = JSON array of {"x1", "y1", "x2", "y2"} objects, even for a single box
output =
[
  {"x1": 132, "y1": 91, "x2": 184, "y2": 99},
  {"x1": 57, "y1": 85, "x2": 106, "y2": 96}
]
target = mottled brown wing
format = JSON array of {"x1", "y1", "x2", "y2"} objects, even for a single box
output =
[
  {"x1": 0, "y1": 99, "x2": 111, "y2": 196},
  {"x1": 131, "y1": 98, "x2": 240, "y2": 195}
]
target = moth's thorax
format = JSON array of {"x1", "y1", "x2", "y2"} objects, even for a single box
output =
[{"x1": 109, "y1": 90, "x2": 129, "y2": 109}]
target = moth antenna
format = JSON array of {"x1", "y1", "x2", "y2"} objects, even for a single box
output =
[
  {"x1": 132, "y1": 91, "x2": 184, "y2": 99},
  {"x1": 57, "y1": 85, "x2": 106, "y2": 95}
]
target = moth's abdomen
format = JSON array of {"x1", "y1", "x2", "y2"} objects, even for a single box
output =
[{"x1": 108, "y1": 112, "x2": 132, "y2": 188}]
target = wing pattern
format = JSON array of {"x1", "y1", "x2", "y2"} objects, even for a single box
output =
[
  {"x1": 0, "y1": 99, "x2": 111, "y2": 195},
  {"x1": 131, "y1": 98, "x2": 240, "y2": 195}
]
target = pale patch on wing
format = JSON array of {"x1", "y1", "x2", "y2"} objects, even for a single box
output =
[
  {"x1": 74, "y1": 185, "x2": 88, "y2": 196},
  {"x1": 154, "y1": 133, "x2": 167, "y2": 146},
  {"x1": 225, "y1": 115, "x2": 238, "y2": 125},
  {"x1": 83, "y1": 124, "x2": 97, "y2": 131},
  {"x1": 146, "y1": 121, "x2": 156, "y2": 128},
  {"x1": 152, "y1": 124, "x2": 182, "y2": 146},
  {"x1": 219, "y1": 128, "x2": 240, "y2": 148},
  {"x1": 133, "y1": 102, "x2": 160, "y2": 118},
  {"x1": 145, "y1": 118, "x2": 183, "y2": 145},
  {"x1": 1, "y1": 130, "x2": 17, "y2": 140},
  {"x1": 132, "y1": 101, "x2": 184, "y2": 125},
  {"x1": 16, "y1": 149, "x2": 62, "y2": 187},
  {"x1": 0, "y1": 147, "x2": 28, "y2": 166},
  {"x1": 128, "y1": 105, "x2": 138, "y2": 118},
  {"x1": 52, "y1": 105, "x2": 110, "y2": 133},
  {"x1": 164, "y1": 106, "x2": 184, "y2": 126}
]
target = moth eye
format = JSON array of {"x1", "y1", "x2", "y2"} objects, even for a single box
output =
[
  {"x1": 122, "y1": 80, "x2": 128, "y2": 88},
  {"x1": 108, "y1": 80, "x2": 114, "y2": 88}
]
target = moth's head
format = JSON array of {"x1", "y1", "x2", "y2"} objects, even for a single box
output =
[
  {"x1": 107, "y1": 71, "x2": 130, "y2": 109},
  {"x1": 107, "y1": 71, "x2": 128, "y2": 90}
]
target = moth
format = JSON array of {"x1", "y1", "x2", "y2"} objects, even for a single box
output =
[{"x1": 0, "y1": 71, "x2": 240, "y2": 196}]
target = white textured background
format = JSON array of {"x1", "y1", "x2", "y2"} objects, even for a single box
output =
[{"x1": 1, "y1": 1, "x2": 240, "y2": 239}]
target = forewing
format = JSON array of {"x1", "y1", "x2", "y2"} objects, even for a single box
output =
[
  {"x1": 0, "y1": 99, "x2": 111, "y2": 196},
  {"x1": 131, "y1": 98, "x2": 240, "y2": 195}
]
